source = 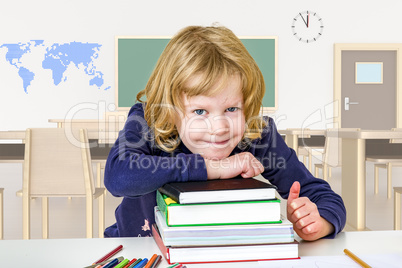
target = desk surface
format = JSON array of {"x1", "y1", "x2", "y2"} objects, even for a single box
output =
[
  {"x1": 0, "y1": 231, "x2": 401, "y2": 267},
  {"x1": 0, "y1": 130, "x2": 116, "y2": 143},
  {"x1": 279, "y1": 129, "x2": 326, "y2": 136},
  {"x1": 327, "y1": 129, "x2": 402, "y2": 139}
]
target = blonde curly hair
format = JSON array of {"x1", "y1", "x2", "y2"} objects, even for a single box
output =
[{"x1": 137, "y1": 25, "x2": 267, "y2": 152}]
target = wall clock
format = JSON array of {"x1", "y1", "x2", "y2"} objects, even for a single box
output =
[{"x1": 291, "y1": 11, "x2": 324, "y2": 43}]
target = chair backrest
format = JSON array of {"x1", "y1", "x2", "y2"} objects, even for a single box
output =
[
  {"x1": 23, "y1": 128, "x2": 94, "y2": 197},
  {"x1": 101, "y1": 111, "x2": 128, "y2": 142},
  {"x1": 324, "y1": 128, "x2": 360, "y2": 167}
]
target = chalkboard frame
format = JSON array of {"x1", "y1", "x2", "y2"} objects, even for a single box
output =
[{"x1": 115, "y1": 36, "x2": 278, "y2": 113}]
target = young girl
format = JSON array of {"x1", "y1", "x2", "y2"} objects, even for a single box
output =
[{"x1": 104, "y1": 25, "x2": 346, "y2": 241}]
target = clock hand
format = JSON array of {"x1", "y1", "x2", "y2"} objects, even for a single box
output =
[
  {"x1": 307, "y1": 12, "x2": 309, "y2": 28},
  {"x1": 300, "y1": 13, "x2": 308, "y2": 27}
]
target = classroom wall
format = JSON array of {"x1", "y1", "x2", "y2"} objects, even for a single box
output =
[{"x1": 0, "y1": 0, "x2": 401, "y2": 131}]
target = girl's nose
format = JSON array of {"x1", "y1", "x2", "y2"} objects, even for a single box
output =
[{"x1": 209, "y1": 115, "x2": 231, "y2": 135}]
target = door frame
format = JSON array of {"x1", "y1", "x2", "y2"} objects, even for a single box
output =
[{"x1": 334, "y1": 44, "x2": 402, "y2": 128}]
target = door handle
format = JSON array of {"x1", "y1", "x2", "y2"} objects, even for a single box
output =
[{"x1": 345, "y1": 97, "x2": 359, "y2": 111}]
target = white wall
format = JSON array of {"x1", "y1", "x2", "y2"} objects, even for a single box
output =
[{"x1": 1, "y1": 0, "x2": 401, "y2": 130}]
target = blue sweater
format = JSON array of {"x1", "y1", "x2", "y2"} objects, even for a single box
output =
[{"x1": 104, "y1": 103, "x2": 346, "y2": 238}]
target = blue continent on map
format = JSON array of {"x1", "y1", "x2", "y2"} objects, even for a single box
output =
[
  {"x1": 0, "y1": 41, "x2": 40, "y2": 93},
  {"x1": 42, "y1": 42, "x2": 105, "y2": 88},
  {"x1": 0, "y1": 40, "x2": 110, "y2": 93}
]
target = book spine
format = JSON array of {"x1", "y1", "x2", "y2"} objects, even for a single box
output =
[
  {"x1": 156, "y1": 190, "x2": 169, "y2": 224},
  {"x1": 158, "y1": 184, "x2": 181, "y2": 203},
  {"x1": 151, "y1": 224, "x2": 171, "y2": 264}
]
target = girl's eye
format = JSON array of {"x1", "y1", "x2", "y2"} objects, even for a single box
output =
[
  {"x1": 194, "y1": 109, "x2": 207, "y2": 115},
  {"x1": 226, "y1": 107, "x2": 238, "y2": 112}
]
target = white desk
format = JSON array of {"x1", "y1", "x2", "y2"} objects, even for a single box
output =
[{"x1": 0, "y1": 231, "x2": 401, "y2": 267}]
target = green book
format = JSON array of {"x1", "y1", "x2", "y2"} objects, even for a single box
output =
[{"x1": 156, "y1": 190, "x2": 281, "y2": 227}]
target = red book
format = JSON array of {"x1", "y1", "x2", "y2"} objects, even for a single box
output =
[{"x1": 152, "y1": 224, "x2": 299, "y2": 264}]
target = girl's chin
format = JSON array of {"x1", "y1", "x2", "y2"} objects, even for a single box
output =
[{"x1": 199, "y1": 150, "x2": 232, "y2": 160}]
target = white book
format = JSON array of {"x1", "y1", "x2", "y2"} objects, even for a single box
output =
[{"x1": 154, "y1": 206, "x2": 294, "y2": 246}]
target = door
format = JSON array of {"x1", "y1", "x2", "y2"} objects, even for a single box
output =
[{"x1": 340, "y1": 50, "x2": 396, "y2": 130}]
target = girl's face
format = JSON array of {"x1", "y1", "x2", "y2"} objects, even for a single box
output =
[{"x1": 176, "y1": 75, "x2": 245, "y2": 160}]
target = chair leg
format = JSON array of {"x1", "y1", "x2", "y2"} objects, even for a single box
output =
[
  {"x1": 0, "y1": 188, "x2": 3, "y2": 240},
  {"x1": 22, "y1": 192, "x2": 30, "y2": 240},
  {"x1": 314, "y1": 166, "x2": 319, "y2": 177},
  {"x1": 323, "y1": 164, "x2": 328, "y2": 181},
  {"x1": 42, "y1": 197, "x2": 49, "y2": 239},
  {"x1": 86, "y1": 196, "x2": 93, "y2": 238},
  {"x1": 374, "y1": 165, "x2": 380, "y2": 194},
  {"x1": 96, "y1": 163, "x2": 102, "y2": 188},
  {"x1": 302, "y1": 155, "x2": 307, "y2": 167},
  {"x1": 387, "y1": 163, "x2": 392, "y2": 199},
  {"x1": 395, "y1": 189, "x2": 401, "y2": 230},
  {"x1": 98, "y1": 190, "x2": 105, "y2": 238}
]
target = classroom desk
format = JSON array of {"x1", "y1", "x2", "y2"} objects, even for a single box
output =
[
  {"x1": 278, "y1": 129, "x2": 326, "y2": 152},
  {"x1": 0, "y1": 230, "x2": 400, "y2": 267},
  {"x1": 0, "y1": 131, "x2": 26, "y2": 164},
  {"x1": 328, "y1": 130, "x2": 402, "y2": 231},
  {"x1": 0, "y1": 130, "x2": 116, "y2": 186},
  {"x1": 0, "y1": 130, "x2": 116, "y2": 143}
]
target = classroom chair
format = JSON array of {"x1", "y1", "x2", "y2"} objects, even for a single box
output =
[
  {"x1": 91, "y1": 111, "x2": 128, "y2": 188},
  {"x1": 366, "y1": 128, "x2": 402, "y2": 199},
  {"x1": 284, "y1": 128, "x2": 322, "y2": 172},
  {"x1": 18, "y1": 128, "x2": 105, "y2": 240},
  {"x1": 314, "y1": 128, "x2": 360, "y2": 181},
  {"x1": 395, "y1": 187, "x2": 402, "y2": 230},
  {"x1": 0, "y1": 188, "x2": 3, "y2": 240}
]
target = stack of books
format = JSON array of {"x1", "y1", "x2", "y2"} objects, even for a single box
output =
[{"x1": 152, "y1": 177, "x2": 299, "y2": 264}]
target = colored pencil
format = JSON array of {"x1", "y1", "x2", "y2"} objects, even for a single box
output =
[
  {"x1": 149, "y1": 255, "x2": 161, "y2": 268},
  {"x1": 122, "y1": 258, "x2": 137, "y2": 268},
  {"x1": 167, "y1": 264, "x2": 181, "y2": 268},
  {"x1": 132, "y1": 258, "x2": 148, "y2": 268},
  {"x1": 344, "y1": 249, "x2": 372, "y2": 268},
  {"x1": 102, "y1": 258, "x2": 119, "y2": 268},
  {"x1": 85, "y1": 257, "x2": 125, "y2": 268},
  {"x1": 127, "y1": 258, "x2": 142, "y2": 268},
  {"x1": 143, "y1": 254, "x2": 158, "y2": 268},
  {"x1": 93, "y1": 245, "x2": 123, "y2": 264},
  {"x1": 114, "y1": 259, "x2": 130, "y2": 268}
]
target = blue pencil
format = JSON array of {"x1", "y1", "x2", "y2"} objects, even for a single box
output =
[
  {"x1": 102, "y1": 258, "x2": 119, "y2": 268},
  {"x1": 132, "y1": 258, "x2": 148, "y2": 268}
]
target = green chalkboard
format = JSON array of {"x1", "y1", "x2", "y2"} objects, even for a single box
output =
[{"x1": 116, "y1": 36, "x2": 277, "y2": 111}]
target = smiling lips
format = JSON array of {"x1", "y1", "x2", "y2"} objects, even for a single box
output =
[{"x1": 207, "y1": 139, "x2": 230, "y2": 145}]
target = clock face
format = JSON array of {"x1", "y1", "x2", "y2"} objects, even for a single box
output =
[{"x1": 292, "y1": 11, "x2": 324, "y2": 43}]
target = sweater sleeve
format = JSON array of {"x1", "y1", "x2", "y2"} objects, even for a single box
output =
[
  {"x1": 104, "y1": 103, "x2": 207, "y2": 198},
  {"x1": 253, "y1": 118, "x2": 346, "y2": 238}
]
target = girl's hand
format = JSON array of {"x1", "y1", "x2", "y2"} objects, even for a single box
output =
[
  {"x1": 287, "y1": 181, "x2": 335, "y2": 241},
  {"x1": 203, "y1": 152, "x2": 264, "y2": 180}
]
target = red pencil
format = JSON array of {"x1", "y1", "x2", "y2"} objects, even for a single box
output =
[
  {"x1": 122, "y1": 258, "x2": 137, "y2": 268},
  {"x1": 92, "y1": 245, "x2": 123, "y2": 264}
]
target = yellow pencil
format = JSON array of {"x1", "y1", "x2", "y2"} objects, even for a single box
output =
[{"x1": 344, "y1": 249, "x2": 372, "y2": 268}]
